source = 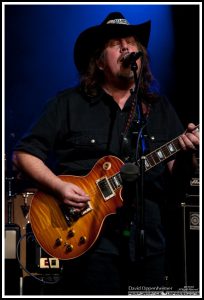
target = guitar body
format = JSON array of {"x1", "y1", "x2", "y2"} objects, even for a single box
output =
[{"x1": 30, "y1": 155, "x2": 124, "y2": 260}]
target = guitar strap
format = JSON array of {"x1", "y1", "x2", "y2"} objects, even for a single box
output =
[
  {"x1": 120, "y1": 92, "x2": 138, "y2": 162},
  {"x1": 120, "y1": 97, "x2": 150, "y2": 163},
  {"x1": 122, "y1": 91, "x2": 138, "y2": 140}
]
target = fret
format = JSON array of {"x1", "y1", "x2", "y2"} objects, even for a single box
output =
[
  {"x1": 155, "y1": 149, "x2": 165, "y2": 160},
  {"x1": 151, "y1": 152, "x2": 160, "y2": 164},
  {"x1": 166, "y1": 142, "x2": 177, "y2": 154},
  {"x1": 115, "y1": 173, "x2": 122, "y2": 186},
  {"x1": 109, "y1": 173, "x2": 122, "y2": 191},
  {"x1": 145, "y1": 153, "x2": 157, "y2": 168},
  {"x1": 143, "y1": 158, "x2": 152, "y2": 171},
  {"x1": 161, "y1": 144, "x2": 171, "y2": 157},
  {"x1": 109, "y1": 176, "x2": 117, "y2": 190},
  {"x1": 172, "y1": 138, "x2": 182, "y2": 151}
]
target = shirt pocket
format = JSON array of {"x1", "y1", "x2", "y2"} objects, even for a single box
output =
[{"x1": 67, "y1": 130, "x2": 109, "y2": 153}]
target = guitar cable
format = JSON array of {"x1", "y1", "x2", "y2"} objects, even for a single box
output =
[{"x1": 16, "y1": 232, "x2": 62, "y2": 285}]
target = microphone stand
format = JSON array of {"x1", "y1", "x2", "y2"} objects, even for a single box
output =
[
  {"x1": 129, "y1": 57, "x2": 146, "y2": 261},
  {"x1": 119, "y1": 54, "x2": 146, "y2": 262}
]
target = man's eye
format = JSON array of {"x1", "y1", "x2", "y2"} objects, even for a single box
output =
[
  {"x1": 127, "y1": 39, "x2": 136, "y2": 45},
  {"x1": 110, "y1": 41, "x2": 120, "y2": 47}
]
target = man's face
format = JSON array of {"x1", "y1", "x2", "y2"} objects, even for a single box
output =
[{"x1": 97, "y1": 36, "x2": 141, "y2": 83}]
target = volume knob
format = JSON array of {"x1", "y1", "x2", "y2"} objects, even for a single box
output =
[
  {"x1": 79, "y1": 236, "x2": 87, "y2": 244},
  {"x1": 66, "y1": 244, "x2": 73, "y2": 252},
  {"x1": 68, "y1": 229, "x2": 75, "y2": 237},
  {"x1": 55, "y1": 237, "x2": 62, "y2": 246}
]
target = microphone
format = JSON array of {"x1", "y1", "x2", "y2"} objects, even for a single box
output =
[
  {"x1": 120, "y1": 163, "x2": 140, "y2": 182},
  {"x1": 121, "y1": 51, "x2": 143, "y2": 67}
]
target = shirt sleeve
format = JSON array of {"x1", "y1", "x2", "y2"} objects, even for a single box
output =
[{"x1": 14, "y1": 96, "x2": 68, "y2": 162}]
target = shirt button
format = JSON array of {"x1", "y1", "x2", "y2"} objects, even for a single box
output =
[{"x1": 90, "y1": 139, "x2": 96, "y2": 144}]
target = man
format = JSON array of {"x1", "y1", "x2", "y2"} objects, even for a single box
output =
[{"x1": 12, "y1": 12, "x2": 199, "y2": 295}]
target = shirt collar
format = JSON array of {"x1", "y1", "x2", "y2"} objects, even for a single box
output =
[{"x1": 83, "y1": 85, "x2": 133, "y2": 111}]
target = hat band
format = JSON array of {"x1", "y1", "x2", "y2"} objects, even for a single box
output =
[{"x1": 106, "y1": 19, "x2": 129, "y2": 25}]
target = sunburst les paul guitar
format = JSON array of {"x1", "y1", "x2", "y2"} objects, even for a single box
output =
[{"x1": 29, "y1": 126, "x2": 199, "y2": 260}]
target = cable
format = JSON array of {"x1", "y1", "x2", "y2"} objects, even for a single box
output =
[
  {"x1": 16, "y1": 232, "x2": 62, "y2": 285},
  {"x1": 135, "y1": 122, "x2": 147, "y2": 163}
]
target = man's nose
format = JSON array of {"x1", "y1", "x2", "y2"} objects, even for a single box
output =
[{"x1": 120, "y1": 40, "x2": 129, "y2": 52}]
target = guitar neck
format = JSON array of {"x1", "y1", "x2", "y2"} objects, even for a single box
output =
[
  {"x1": 142, "y1": 124, "x2": 199, "y2": 172},
  {"x1": 140, "y1": 135, "x2": 182, "y2": 172},
  {"x1": 108, "y1": 136, "x2": 182, "y2": 191}
]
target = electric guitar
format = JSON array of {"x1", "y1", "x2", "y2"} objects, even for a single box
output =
[{"x1": 29, "y1": 126, "x2": 199, "y2": 260}]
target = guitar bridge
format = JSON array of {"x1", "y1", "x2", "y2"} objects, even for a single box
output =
[
  {"x1": 96, "y1": 176, "x2": 115, "y2": 201},
  {"x1": 59, "y1": 204, "x2": 79, "y2": 227},
  {"x1": 80, "y1": 201, "x2": 92, "y2": 216}
]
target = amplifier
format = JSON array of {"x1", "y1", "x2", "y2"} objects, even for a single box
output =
[
  {"x1": 26, "y1": 224, "x2": 61, "y2": 273},
  {"x1": 166, "y1": 196, "x2": 199, "y2": 291},
  {"x1": 187, "y1": 177, "x2": 199, "y2": 199},
  {"x1": 187, "y1": 152, "x2": 199, "y2": 197},
  {"x1": 10, "y1": 192, "x2": 61, "y2": 275},
  {"x1": 185, "y1": 193, "x2": 199, "y2": 206},
  {"x1": 180, "y1": 201, "x2": 200, "y2": 289},
  {"x1": 4, "y1": 224, "x2": 21, "y2": 295},
  {"x1": 5, "y1": 224, "x2": 20, "y2": 259}
]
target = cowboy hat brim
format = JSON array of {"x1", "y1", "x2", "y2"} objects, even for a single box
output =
[{"x1": 74, "y1": 20, "x2": 151, "y2": 72}]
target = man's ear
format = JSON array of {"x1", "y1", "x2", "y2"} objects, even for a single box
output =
[{"x1": 96, "y1": 54, "x2": 105, "y2": 70}]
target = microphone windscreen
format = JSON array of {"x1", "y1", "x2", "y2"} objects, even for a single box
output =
[{"x1": 120, "y1": 163, "x2": 140, "y2": 182}]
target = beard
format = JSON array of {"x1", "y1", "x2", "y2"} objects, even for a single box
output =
[
  {"x1": 117, "y1": 69, "x2": 135, "y2": 85},
  {"x1": 102, "y1": 64, "x2": 136, "y2": 90}
]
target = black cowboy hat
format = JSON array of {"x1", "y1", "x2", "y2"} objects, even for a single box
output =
[{"x1": 74, "y1": 12, "x2": 151, "y2": 72}]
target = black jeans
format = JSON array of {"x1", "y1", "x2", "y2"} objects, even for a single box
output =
[
  {"x1": 56, "y1": 251, "x2": 166, "y2": 296},
  {"x1": 59, "y1": 252, "x2": 122, "y2": 295}
]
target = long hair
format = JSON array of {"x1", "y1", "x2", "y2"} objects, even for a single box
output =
[{"x1": 79, "y1": 40, "x2": 159, "y2": 102}]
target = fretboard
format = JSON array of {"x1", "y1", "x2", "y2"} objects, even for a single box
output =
[
  {"x1": 140, "y1": 135, "x2": 182, "y2": 172},
  {"x1": 108, "y1": 136, "x2": 182, "y2": 191}
]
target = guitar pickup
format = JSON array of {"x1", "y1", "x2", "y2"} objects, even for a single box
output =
[{"x1": 96, "y1": 176, "x2": 115, "y2": 201}]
